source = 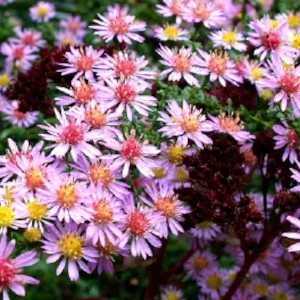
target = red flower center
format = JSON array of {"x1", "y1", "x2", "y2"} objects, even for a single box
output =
[
  {"x1": 76, "y1": 55, "x2": 94, "y2": 71},
  {"x1": 262, "y1": 32, "x2": 281, "y2": 50},
  {"x1": 0, "y1": 258, "x2": 16, "y2": 288},
  {"x1": 116, "y1": 59, "x2": 136, "y2": 77},
  {"x1": 287, "y1": 129, "x2": 299, "y2": 147},
  {"x1": 13, "y1": 110, "x2": 26, "y2": 120},
  {"x1": 280, "y1": 73, "x2": 300, "y2": 94},
  {"x1": 115, "y1": 83, "x2": 136, "y2": 103},
  {"x1": 68, "y1": 21, "x2": 81, "y2": 33},
  {"x1": 121, "y1": 137, "x2": 142, "y2": 161},
  {"x1": 110, "y1": 17, "x2": 129, "y2": 34},
  {"x1": 61, "y1": 123, "x2": 84, "y2": 145},
  {"x1": 13, "y1": 46, "x2": 25, "y2": 60},
  {"x1": 85, "y1": 107, "x2": 107, "y2": 128},
  {"x1": 128, "y1": 211, "x2": 149, "y2": 235},
  {"x1": 22, "y1": 34, "x2": 36, "y2": 46}
]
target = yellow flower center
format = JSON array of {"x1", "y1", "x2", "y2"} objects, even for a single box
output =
[
  {"x1": 24, "y1": 228, "x2": 42, "y2": 242},
  {"x1": 176, "y1": 167, "x2": 189, "y2": 182},
  {"x1": 37, "y1": 5, "x2": 50, "y2": 17},
  {"x1": 222, "y1": 31, "x2": 237, "y2": 45},
  {"x1": 152, "y1": 167, "x2": 167, "y2": 179},
  {"x1": 197, "y1": 221, "x2": 214, "y2": 229},
  {"x1": 292, "y1": 34, "x2": 300, "y2": 49},
  {"x1": 155, "y1": 197, "x2": 177, "y2": 217},
  {"x1": 0, "y1": 73, "x2": 10, "y2": 88},
  {"x1": 273, "y1": 292, "x2": 288, "y2": 300},
  {"x1": 254, "y1": 283, "x2": 269, "y2": 296},
  {"x1": 260, "y1": 89, "x2": 273, "y2": 101},
  {"x1": 57, "y1": 184, "x2": 78, "y2": 208},
  {"x1": 250, "y1": 67, "x2": 264, "y2": 81},
  {"x1": 27, "y1": 200, "x2": 48, "y2": 221},
  {"x1": 93, "y1": 200, "x2": 113, "y2": 224},
  {"x1": 167, "y1": 145, "x2": 185, "y2": 164},
  {"x1": 163, "y1": 25, "x2": 180, "y2": 40},
  {"x1": 270, "y1": 19, "x2": 280, "y2": 29},
  {"x1": 166, "y1": 291, "x2": 180, "y2": 300},
  {"x1": 207, "y1": 274, "x2": 223, "y2": 290},
  {"x1": 288, "y1": 15, "x2": 300, "y2": 28},
  {"x1": 0, "y1": 206, "x2": 15, "y2": 227},
  {"x1": 59, "y1": 234, "x2": 83, "y2": 260},
  {"x1": 89, "y1": 164, "x2": 113, "y2": 186},
  {"x1": 180, "y1": 116, "x2": 199, "y2": 133}
]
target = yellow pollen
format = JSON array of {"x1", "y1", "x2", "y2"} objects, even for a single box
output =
[
  {"x1": 250, "y1": 67, "x2": 264, "y2": 81},
  {"x1": 57, "y1": 184, "x2": 77, "y2": 208},
  {"x1": 292, "y1": 34, "x2": 300, "y2": 49},
  {"x1": 165, "y1": 291, "x2": 180, "y2": 300},
  {"x1": 93, "y1": 200, "x2": 113, "y2": 223},
  {"x1": 163, "y1": 25, "x2": 180, "y2": 40},
  {"x1": 0, "y1": 206, "x2": 15, "y2": 227},
  {"x1": 176, "y1": 167, "x2": 189, "y2": 182},
  {"x1": 167, "y1": 145, "x2": 185, "y2": 164},
  {"x1": 288, "y1": 15, "x2": 300, "y2": 28},
  {"x1": 207, "y1": 274, "x2": 223, "y2": 290},
  {"x1": 27, "y1": 200, "x2": 48, "y2": 221},
  {"x1": 155, "y1": 197, "x2": 177, "y2": 217},
  {"x1": 222, "y1": 31, "x2": 237, "y2": 45},
  {"x1": 25, "y1": 167, "x2": 45, "y2": 189},
  {"x1": 90, "y1": 164, "x2": 113, "y2": 186},
  {"x1": 0, "y1": 73, "x2": 10, "y2": 88},
  {"x1": 24, "y1": 228, "x2": 42, "y2": 242},
  {"x1": 152, "y1": 167, "x2": 167, "y2": 179},
  {"x1": 37, "y1": 5, "x2": 50, "y2": 17},
  {"x1": 59, "y1": 234, "x2": 83, "y2": 260},
  {"x1": 260, "y1": 89, "x2": 273, "y2": 101},
  {"x1": 270, "y1": 19, "x2": 280, "y2": 29}
]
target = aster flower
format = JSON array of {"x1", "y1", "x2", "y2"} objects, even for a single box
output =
[
  {"x1": 86, "y1": 190, "x2": 124, "y2": 246},
  {"x1": 242, "y1": 59, "x2": 266, "y2": 84},
  {"x1": 39, "y1": 108, "x2": 101, "y2": 161},
  {"x1": 97, "y1": 79, "x2": 157, "y2": 121},
  {"x1": 156, "y1": 0, "x2": 185, "y2": 23},
  {"x1": 38, "y1": 173, "x2": 91, "y2": 224},
  {"x1": 102, "y1": 133, "x2": 160, "y2": 178},
  {"x1": 71, "y1": 156, "x2": 130, "y2": 199},
  {"x1": 119, "y1": 197, "x2": 162, "y2": 259},
  {"x1": 90, "y1": 5, "x2": 146, "y2": 44},
  {"x1": 197, "y1": 50, "x2": 242, "y2": 86},
  {"x1": 157, "y1": 45, "x2": 202, "y2": 86},
  {"x1": 210, "y1": 29, "x2": 246, "y2": 51},
  {"x1": 60, "y1": 16, "x2": 87, "y2": 39},
  {"x1": 42, "y1": 222, "x2": 98, "y2": 281},
  {"x1": 141, "y1": 183, "x2": 190, "y2": 238},
  {"x1": 58, "y1": 46, "x2": 103, "y2": 81},
  {"x1": 30, "y1": 1, "x2": 56, "y2": 23},
  {"x1": 190, "y1": 221, "x2": 221, "y2": 242},
  {"x1": 161, "y1": 286, "x2": 184, "y2": 300},
  {"x1": 0, "y1": 235, "x2": 39, "y2": 300},
  {"x1": 56, "y1": 31, "x2": 83, "y2": 48},
  {"x1": 12, "y1": 28, "x2": 45, "y2": 50},
  {"x1": 159, "y1": 100, "x2": 213, "y2": 148},
  {"x1": 96, "y1": 51, "x2": 156, "y2": 86},
  {"x1": 154, "y1": 24, "x2": 189, "y2": 41},
  {"x1": 273, "y1": 122, "x2": 300, "y2": 166},
  {"x1": 210, "y1": 113, "x2": 254, "y2": 145}
]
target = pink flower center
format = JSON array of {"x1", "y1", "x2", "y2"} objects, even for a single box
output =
[
  {"x1": 155, "y1": 196, "x2": 176, "y2": 217},
  {"x1": 13, "y1": 110, "x2": 26, "y2": 120},
  {"x1": 74, "y1": 82, "x2": 95, "y2": 104},
  {"x1": 0, "y1": 258, "x2": 16, "y2": 288},
  {"x1": 116, "y1": 59, "x2": 136, "y2": 77},
  {"x1": 22, "y1": 34, "x2": 36, "y2": 46},
  {"x1": 174, "y1": 55, "x2": 191, "y2": 73},
  {"x1": 110, "y1": 17, "x2": 129, "y2": 34},
  {"x1": 13, "y1": 46, "x2": 25, "y2": 60},
  {"x1": 180, "y1": 115, "x2": 199, "y2": 133},
  {"x1": 287, "y1": 129, "x2": 299, "y2": 147},
  {"x1": 25, "y1": 167, "x2": 45, "y2": 189},
  {"x1": 262, "y1": 32, "x2": 281, "y2": 50},
  {"x1": 61, "y1": 123, "x2": 84, "y2": 145},
  {"x1": 57, "y1": 184, "x2": 78, "y2": 208},
  {"x1": 76, "y1": 55, "x2": 94, "y2": 71},
  {"x1": 115, "y1": 83, "x2": 137, "y2": 103},
  {"x1": 208, "y1": 55, "x2": 227, "y2": 75},
  {"x1": 280, "y1": 73, "x2": 300, "y2": 94},
  {"x1": 121, "y1": 137, "x2": 142, "y2": 161},
  {"x1": 85, "y1": 107, "x2": 107, "y2": 128},
  {"x1": 128, "y1": 211, "x2": 149, "y2": 235},
  {"x1": 170, "y1": 0, "x2": 182, "y2": 15},
  {"x1": 67, "y1": 20, "x2": 81, "y2": 33},
  {"x1": 219, "y1": 116, "x2": 241, "y2": 133},
  {"x1": 194, "y1": 4, "x2": 210, "y2": 20},
  {"x1": 93, "y1": 200, "x2": 113, "y2": 224}
]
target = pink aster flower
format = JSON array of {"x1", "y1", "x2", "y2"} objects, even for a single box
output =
[
  {"x1": 72, "y1": 156, "x2": 130, "y2": 199},
  {"x1": 258, "y1": 54, "x2": 300, "y2": 115},
  {"x1": 1, "y1": 43, "x2": 37, "y2": 72},
  {"x1": 242, "y1": 59, "x2": 266, "y2": 84},
  {"x1": 161, "y1": 286, "x2": 184, "y2": 300},
  {"x1": 86, "y1": 190, "x2": 124, "y2": 246},
  {"x1": 102, "y1": 133, "x2": 160, "y2": 178},
  {"x1": 56, "y1": 31, "x2": 83, "y2": 48},
  {"x1": 2, "y1": 100, "x2": 39, "y2": 128},
  {"x1": 12, "y1": 28, "x2": 45, "y2": 50},
  {"x1": 96, "y1": 51, "x2": 156, "y2": 85},
  {"x1": 98, "y1": 79, "x2": 157, "y2": 121},
  {"x1": 248, "y1": 16, "x2": 296, "y2": 61},
  {"x1": 90, "y1": 5, "x2": 146, "y2": 44},
  {"x1": 30, "y1": 1, "x2": 56, "y2": 23},
  {"x1": 0, "y1": 235, "x2": 39, "y2": 300},
  {"x1": 156, "y1": 0, "x2": 185, "y2": 23},
  {"x1": 58, "y1": 46, "x2": 103, "y2": 81},
  {"x1": 210, "y1": 113, "x2": 254, "y2": 145},
  {"x1": 210, "y1": 29, "x2": 246, "y2": 51},
  {"x1": 141, "y1": 183, "x2": 190, "y2": 238},
  {"x1": 119, "y1": 197, "x2": 162, "y2": 259},
  {"x1": 154, "y1": 24, "x2": 189, "y2": 41},
  {"x1": 159, "y1": 100, "x2": 213, "y2": 148},
  {"x1": 190, "y1": 221, "x2": 221, "y2": 242},
  {"x1": 157, "y1": 45, "x2": 202, "y2": 86},
  {"x1": 60, "y1": 16, "x2": 87, "y2": 39},
  {"x1": 197, "y1": 50, "x2": 242, "y2": 86},
  {"x1": 38, "y1": 173, "x2": 91, "y2": 224},
  {"x1": 283, "y1": 215, "x2": 300, "y2": 251},
  {"x1": 39, "y1": 108, "x2": 101, "y2": 161},
  {"x1": 273, "y1": 122, "x2": 300, "y2": 166},
  {"x1": 42, "y1": 222, "x2": 98, "y2": 281}
]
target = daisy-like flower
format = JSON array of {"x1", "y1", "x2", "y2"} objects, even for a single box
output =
[
  {"x1": 38, "y1": 173, "x2": 91, "y2": 224},
  {"x1": 60, "y1": 16, "x2": 87, "y2": 39},
  {"x1": 210, "y1": 113, "x2": 254, "y2": 145},
  {"x1": 190, "y1": 221, "x2": 221, "y2": 242},
  {"x1": 30, "y1": 1, "x2": 56, "y2": 23},
  {"x1": 12, "y1": 28, "x2": 45, "y2": 50},
  {"x1": 273, "y1": 122, "x2": 300, "y2": 166},
  {"x1": 90, "y1": 5, "x2": 146, "y2": 44},
  {"x1": 197, "y1": 50, "x2": 242, "y2": 86},
  {"x1": 2, "y1": 101, "x2": 39, "y2": 128},
  {"x1": 58, "y1": 46, "x2": 103, "y2": 81},
  {"x1": 154, "y1": 24, "x2": 189, "y2": 41},
  {"x1": 119, "y1": 197, "x2": 162, "y2": 259},
  {"x1": 1, "y1": 43, "x2": 37, "y2": 72},
  {"x1": 98, "y1": 79, "x2": 157, "y2": 121},
  {"x1": 157, "y1": 45, "x2": 202, "y2": 86},
  {"x1": 183, "y1": 0, "x2": 224, "y2": 28},
  {"x1": 248, "y1": 16, "x2": 296, "y2": 61},
  {"x1": 42, "y1": 222, "x2": 98, "y2": 281},
  {"x1": 210, "y1": 29, "x2": 246, "y2": 51},
  {"x1": 282, "y1": 215, "x2": 300, "y2": 252},
  {"x1": 159, "y1": 100, "x2": 213, "y2": 148},
  {"x1": 86, "y1": 190, "x2": 123, "y2": 246},
  {"x1": 56, "y1": 32, "x2": 83, "y2": 48},
  {"x1": 39, "y1": 108, "x2": 101, "y2": 161},
  {"x1": 96, "y1": 51, "x2": 156, "y2": 85},
  {"x1": 0, "y1": 235, "x2": 39, "y2": 300},
  {"x1": 102, "y1": 133, "x2": 160, "y2": 178},
  {"x1": 0, "y1": 71, "x2": 11, "y2": 91},
  {"x1": 242, "y1": 59, "x2": 266, "y2": 84},
  {"x1": 141, "y1": 183, "x2": 190, "y2": 238},
  {"x1": 161, "y1": 286, "x2": 184, "y2": 300},
  {"x1": 258, "y1": 54, "x2": 300, "y2": 115},
  {"x1": 72, "y1": 156, "x2": 130, "y2": 199},
  {"x1": 156, "y1": 0, "x2": 185, "y2": 23}
]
